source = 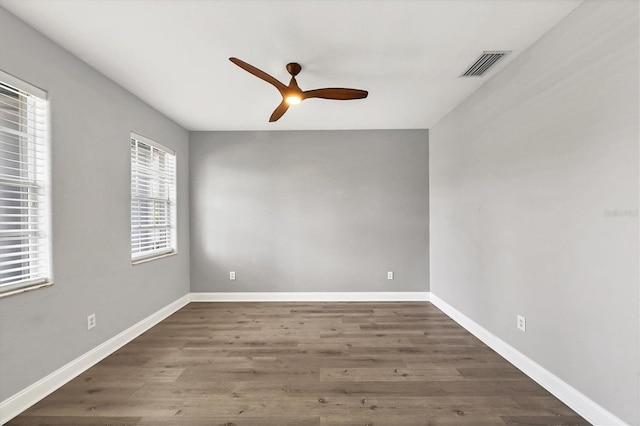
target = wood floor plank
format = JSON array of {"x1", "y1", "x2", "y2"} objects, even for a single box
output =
[
  {"x1": 320, "y1": 367, "x2": 462, "y2": 382},
  {"x1": 7, "y1": 302, "x2": 589, "y2": 425},
  {"x1": 6, "y1": 416, "x2": 142, "y2": 425},
  {"x1": 138, "y1": 416, "x2": 320, "y2": 425}
]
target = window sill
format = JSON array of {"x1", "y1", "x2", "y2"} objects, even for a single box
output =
[
  {"x1": 131, "y1": 251, "x2": 177, "y2": 265},
  {"x1": 0, "y1": 281, "x2": 54, "y2": 299}
]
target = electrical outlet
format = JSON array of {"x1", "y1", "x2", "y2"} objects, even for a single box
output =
[
  {"x1": 230, "y1": 271, "x2": 236, "y2": 280},
  {"x1": 517, "y1": 314, "x2": 526, "y2": 332},
  {"x1": 87, "y1": 314, "x2": 96, "y2": 330},
  {"x1": 387, "y1": 271, "x2": 394, "y2": 280}
]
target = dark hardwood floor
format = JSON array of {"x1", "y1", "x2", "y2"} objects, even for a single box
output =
[{"x1": 8, "y1": 302, "x2": 589, "y2": 425}]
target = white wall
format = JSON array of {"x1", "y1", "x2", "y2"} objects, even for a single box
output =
[
  {"x1": 429, "y1": 1, "x2": 639, "y2": 424},
  {"x1": 0, "y1": 8, "x2": 190, "y2": 401},
  {"x1": 190, "y1": 130, "x2": 429, "y2": 293}
]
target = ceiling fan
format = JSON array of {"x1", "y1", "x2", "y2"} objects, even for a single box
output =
[{"x1": 229, "y1": 57, "x2": 368, "y2": 122}]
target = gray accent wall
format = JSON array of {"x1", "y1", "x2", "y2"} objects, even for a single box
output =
[
  {"x1": 190, "y1": 130, "x2": 429, "y2": 293},
  {"x1": 0, "y1": 8, "x2": 190, "y2": 401},
  {"x1": 429, "y1": 1, "x2": 639, "y2": 424}
]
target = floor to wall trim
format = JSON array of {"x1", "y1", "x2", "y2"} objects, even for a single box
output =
[
  {"x1": 190, "y1": 291, "x2": 431, "y2": 302},
  {"x1": 3, "y1": 291, "x2": 624, "y2": 425},
  {"x1": 428, "y1": 292, "x2": 627, "y2": 426},
  {"x1": 0, "y1": 294, "x2": 191, "y2": 425}
]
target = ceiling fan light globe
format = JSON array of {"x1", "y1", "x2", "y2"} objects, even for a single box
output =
[{"x1": 285, "y1": 95, "x2": 302, "y2": 105}]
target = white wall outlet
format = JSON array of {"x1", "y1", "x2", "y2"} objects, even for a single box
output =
[
  {"x1": 87, "y1": 314, "x2": 96, "y2": 330},
  {"x1": 230, "y1": 271, "x2": 236, "y2": 280},
  {"x1": 517, "y1": 314, "x2": 526, "y2": 332},
  {"x1": 387, "y1": 271, "x2": 394, "y2": 280}
]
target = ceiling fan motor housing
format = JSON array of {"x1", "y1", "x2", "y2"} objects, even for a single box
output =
[{"x1": 286, "y1": 62, "x2": 302, "y2": 76}]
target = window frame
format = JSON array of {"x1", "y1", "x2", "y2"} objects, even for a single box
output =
[
  {"x1": 0, "y1": 69, "x2": 52, "y2": 297},
  {"x1": 130, "y1": 132, "x2": 177, "y2": 264}
]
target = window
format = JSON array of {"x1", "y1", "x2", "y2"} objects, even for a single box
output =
[
  {"x1": 130, "y1": 133, "x2": 176, "y2": 262},
  {"x1": 0, "y1": 70, "x2": 51, "y2": 296}
]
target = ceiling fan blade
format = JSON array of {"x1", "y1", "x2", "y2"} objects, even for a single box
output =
[
  {"x1": 303, "y1": 88, "x2": 368, "y2": 100},
  {"x1": 269, "y1": 100, "x2": 290, "y2": 122},
  {"x1": 229, "y1": 57, "x2": 287, "y2": 94}
]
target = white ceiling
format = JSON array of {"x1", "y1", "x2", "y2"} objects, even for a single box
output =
[{"x1": 1, "y1": 0, "x2": 582, "y2": 131}]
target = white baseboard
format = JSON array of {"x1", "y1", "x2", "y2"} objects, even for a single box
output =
[
  {"x1": 428, "y1": 293, "x2": 627, "y2": 426},
  {"x1": 10, "y1": 291, "x2": 620, "y2": 425},
  {"x1": 190, "y1": 291, "x2": 431, "y2": 302},
  {"x1": 0, "y1": 294, "x2": 190, "y2": 425}
]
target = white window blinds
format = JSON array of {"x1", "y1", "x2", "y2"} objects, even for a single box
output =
[
  {"x1": 130, "y1": 133, "x2": 176, "y2": 261},
  {"x1": 0, "y1": 71, "x2": 50, "y2": 294}
]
